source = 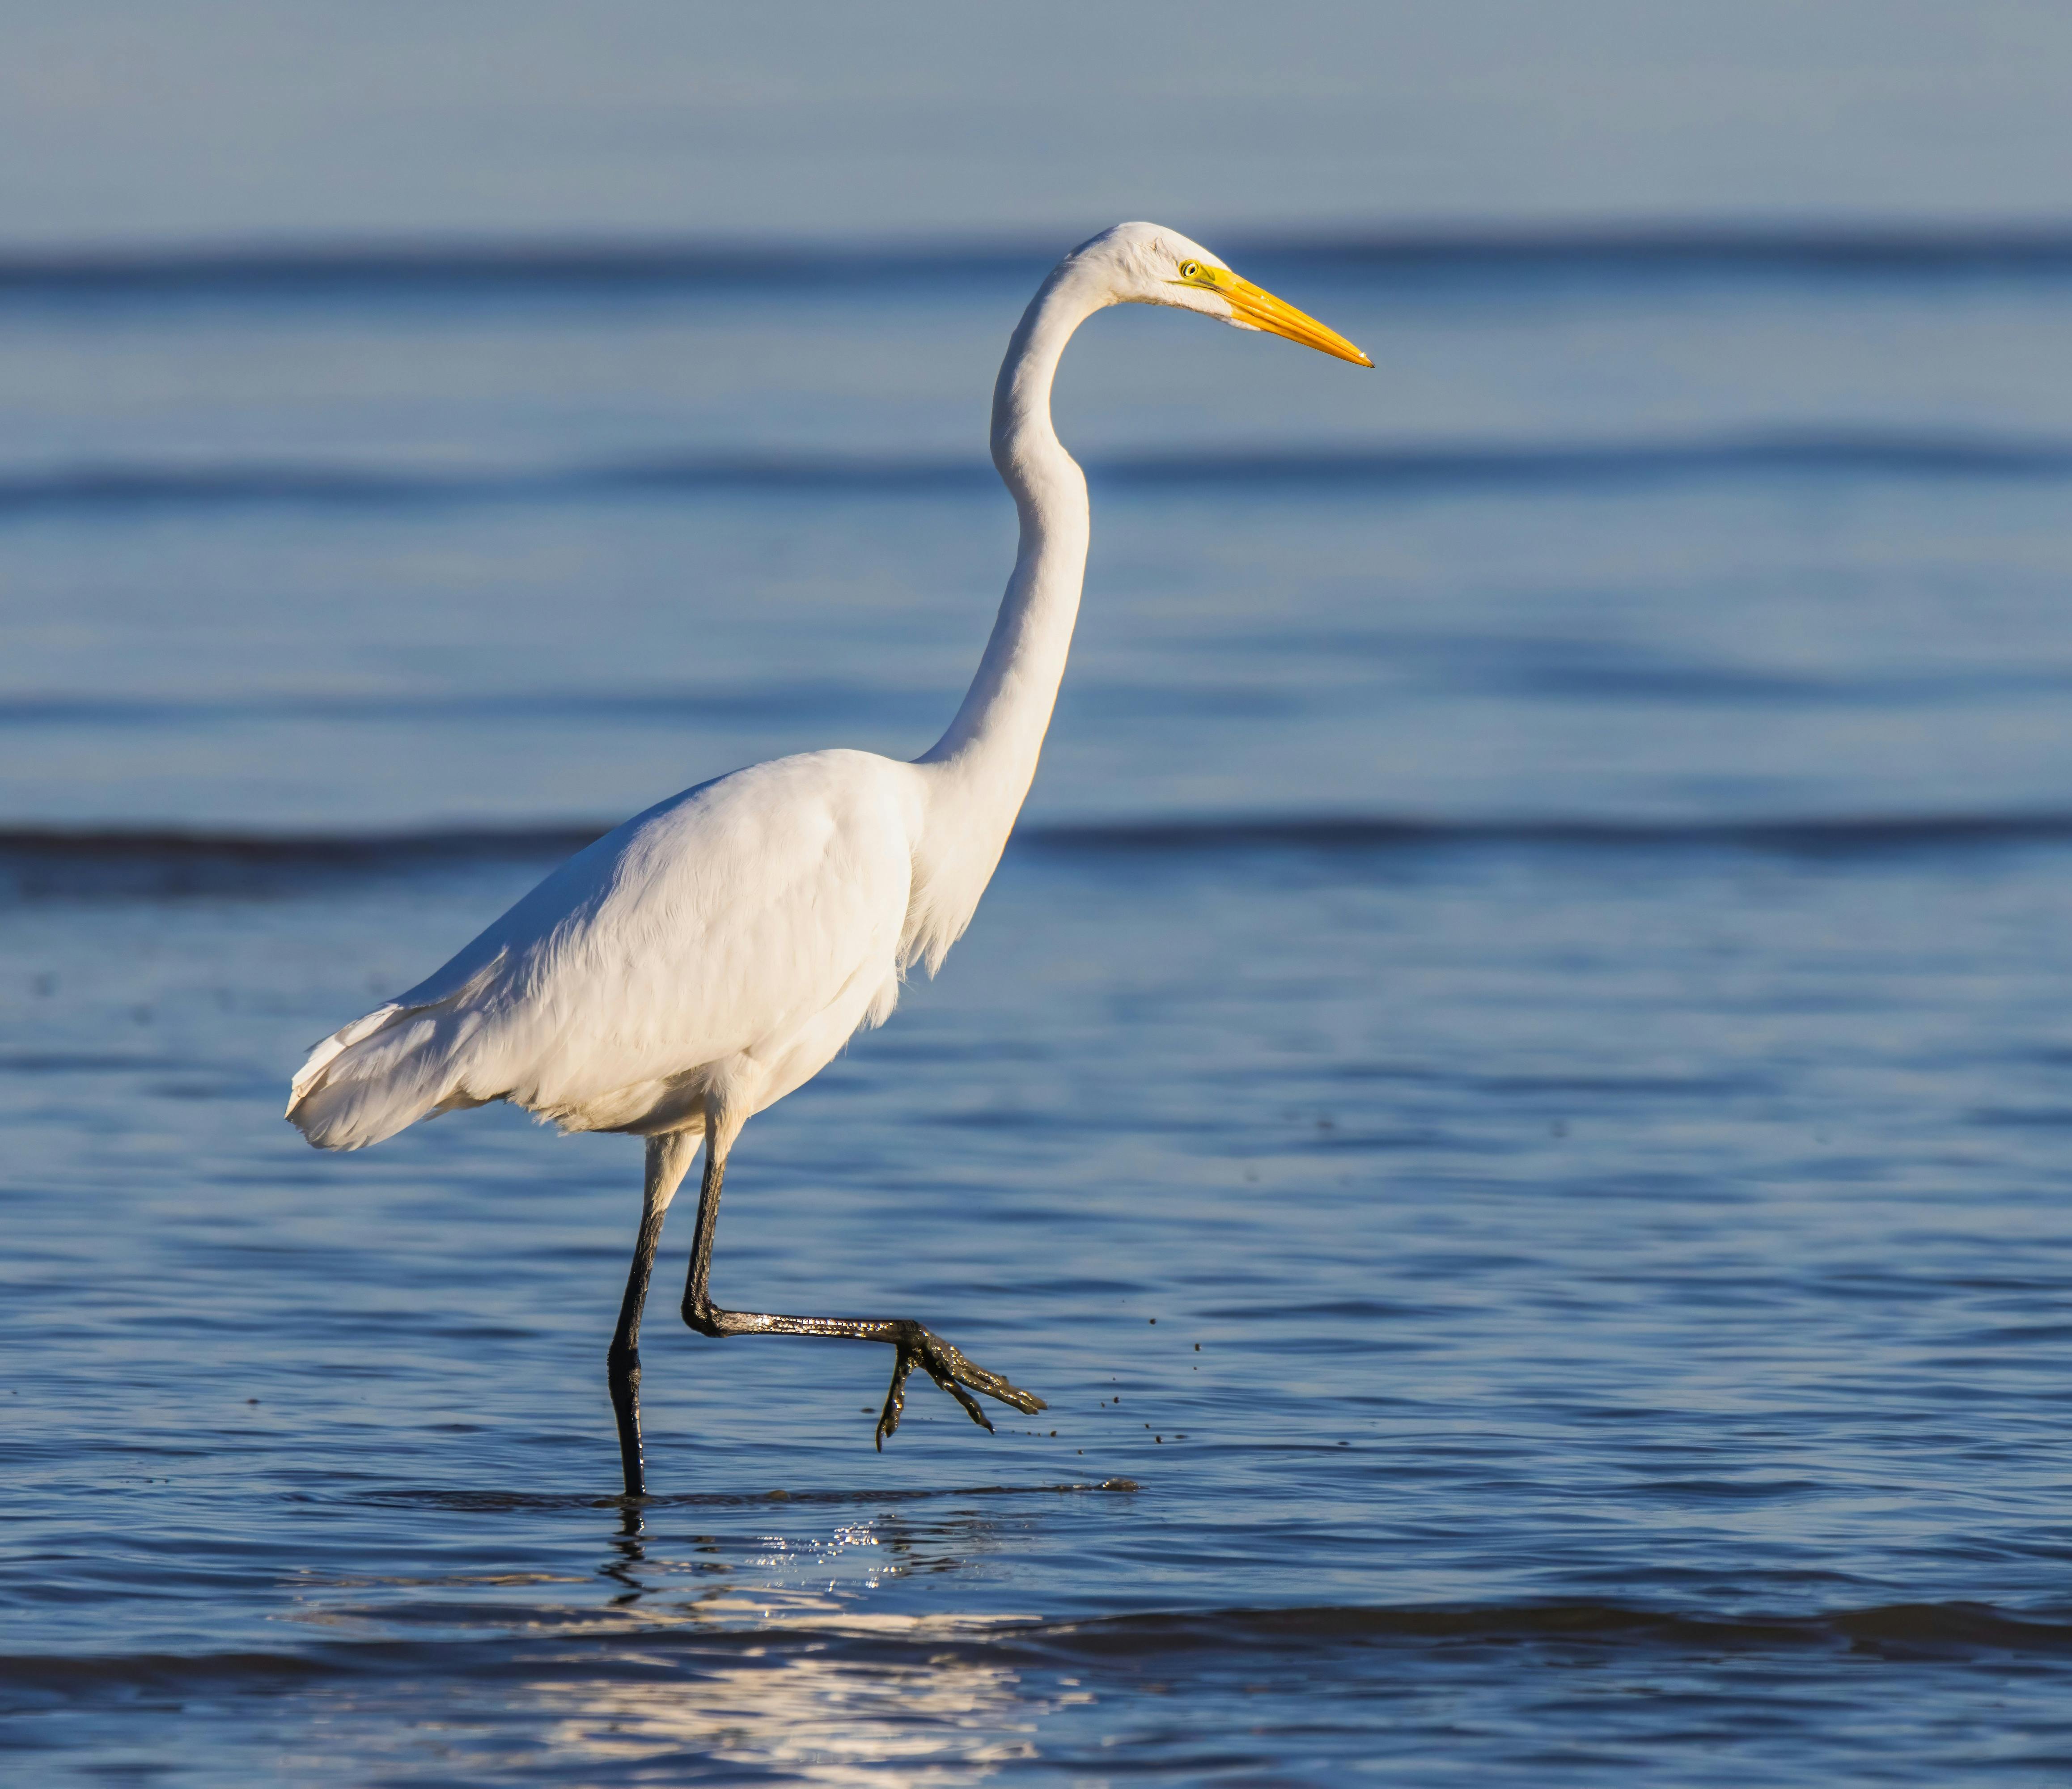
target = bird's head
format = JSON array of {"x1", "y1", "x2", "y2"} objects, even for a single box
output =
[{"x1": 1064, "y1": 221, "x2": 1372, "y2": 368}]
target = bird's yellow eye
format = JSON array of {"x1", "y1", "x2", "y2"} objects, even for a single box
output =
[{"x1": 1178, "y1": 260, "x2": 1201, "y2": 280}]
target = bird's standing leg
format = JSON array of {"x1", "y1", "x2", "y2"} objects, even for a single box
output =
[
  {"x1": 608, "y1": 1132, "x2": 698, "y2": 1497},
  {"x1": 679, "y1": 1127, "x2": 1044, "y2": 1449}
]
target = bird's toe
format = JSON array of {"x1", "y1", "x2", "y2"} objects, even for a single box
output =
[{"x1": 867, "y1": 1325, "x2": 1042, "y2": 1446}]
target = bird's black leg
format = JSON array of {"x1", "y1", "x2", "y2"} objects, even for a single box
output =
[
  {"x1": 609, "y1": 1133, "x2": 696, "y2": 1497},
  {"x1": 606, "y1": 1201, "x2": 665, "y2": 1498},
  {"x1": 679, "y1": 1138, "x2": 1044, "y2": 1449}
]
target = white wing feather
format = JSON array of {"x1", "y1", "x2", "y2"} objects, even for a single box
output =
[{"x1": 288, "y1": 751, "x2": 918, "y2": 1150}]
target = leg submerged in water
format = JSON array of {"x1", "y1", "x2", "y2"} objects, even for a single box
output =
[{"x1": 678, "y1": 1124, "x2": 1044, "y2": 1450}]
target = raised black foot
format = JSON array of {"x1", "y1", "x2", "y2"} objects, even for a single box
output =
[{"x1": 876, "y1": 1320, "x2": 1046, "y2": 1450}]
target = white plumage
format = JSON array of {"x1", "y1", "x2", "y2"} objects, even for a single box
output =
[
  {"x1": 291, "y1": 751, "x2": 920, "y2": 1149},
  {"x1": 286, "y1": 222, "x2": 1369, "y2": 1492}
]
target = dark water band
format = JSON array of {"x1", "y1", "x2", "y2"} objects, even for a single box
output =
[
  {"x1": 3, "y1": 429, "x2": 2070, "y2": 520},
  {"x1": 3, "y1": 1594, "x2": 2068, "y2": 1705},
  {"x1": 8, "y1": 810, "x2": 2072, "y2": 875},
  {"x1": 10, "y1": 223, "x2": 2072, "y2": 301}
]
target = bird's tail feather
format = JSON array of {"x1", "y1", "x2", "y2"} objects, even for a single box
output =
[{"x1": 286, "y1": 955, "x2": 507, "y2": 1150}]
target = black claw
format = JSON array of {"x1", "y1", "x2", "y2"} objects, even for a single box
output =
[
  {"x1": 938, "y1": 1377, "x2": 992, "y2": 1430},
  {"x1": 875, "y1": 1348, "x2": 916, "y2": 1450}
]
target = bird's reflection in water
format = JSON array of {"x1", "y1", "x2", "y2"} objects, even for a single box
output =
[
  {"x1": 596, "y1": 1509, "x2": 742, "y2": 1609},
  {"x1": 600, "y1": 1501, "x2": 648, "y2": 1602}
]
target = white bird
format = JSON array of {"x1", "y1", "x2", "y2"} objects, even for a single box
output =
[{"x1": 287, "y1": 222, "x2": 1370, "y2": 1495}]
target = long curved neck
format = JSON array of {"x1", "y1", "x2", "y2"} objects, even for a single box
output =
[{"x1": 918, "y1": 262, "x2": 1106, "y2": 810}]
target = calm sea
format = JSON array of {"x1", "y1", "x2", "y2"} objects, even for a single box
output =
[{"x1": 6, "y1": 233, "x2": 2072, "y2": 1783}]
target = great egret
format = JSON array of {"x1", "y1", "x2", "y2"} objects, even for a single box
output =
[{"x1": 287, "y1": 222, "x2": 1370, "y2": 1496}]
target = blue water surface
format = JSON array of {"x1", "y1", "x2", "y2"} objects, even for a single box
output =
[{"x1": 5, "y1": 234, "x2": 2072, "y2": 1783}]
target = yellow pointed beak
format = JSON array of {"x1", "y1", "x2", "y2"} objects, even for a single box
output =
[{"x1": 1175, "y1": 264, "x2": 1373, "y2": 367}]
